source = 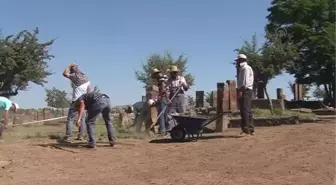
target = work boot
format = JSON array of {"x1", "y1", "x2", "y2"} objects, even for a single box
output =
[{"x1": 86, "y1": 142, "x2": 96, "y2": 149}]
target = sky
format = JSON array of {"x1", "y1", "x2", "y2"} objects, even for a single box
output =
[{"x1": 0, "y1": 0, "x2": 295, "y2": 108}]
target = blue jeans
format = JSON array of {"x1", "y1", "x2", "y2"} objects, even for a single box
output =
[
  {"x1": 66, "y1": 102, "x2": 86, "y2": 137},
  {"x1": 86, "y1": 97, "x2": 116, "y2": 146},
  {"x1": 158, "y1": 97, "x2": 168, "y2": 133}
]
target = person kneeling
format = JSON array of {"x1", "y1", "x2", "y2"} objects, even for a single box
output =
[{"x1": 75, "y1": 92, "x2": 116, "y2": 148}]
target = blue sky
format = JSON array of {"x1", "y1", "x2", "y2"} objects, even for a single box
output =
[{"x1": 0, "y1": 0, "x2": 294, "y2": 108}]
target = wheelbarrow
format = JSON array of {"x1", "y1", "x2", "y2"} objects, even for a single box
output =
[{"x1": 168, "y1": 111, "x2": 232, "y2": 142}]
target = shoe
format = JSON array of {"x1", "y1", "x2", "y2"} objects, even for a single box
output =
[
  {"x1": 109, "y1": 141, "x2": 116, "y2": 147},
  {"x1": 86, "y1": 143, "x2": 96, "y2": 149},
  {"x1": 75, "y1": 136, "x2": 84, "y2": 141},
  {"x1": 63, "y1": 136, "x2": 72, "y2": 143},
  {"x1": 239, "y1": 132, "x2": 250, "y2": 137}
]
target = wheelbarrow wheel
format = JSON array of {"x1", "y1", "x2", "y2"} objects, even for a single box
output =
[{"x1": 170, "y1": 127, "x2": 186, "y2": 142}]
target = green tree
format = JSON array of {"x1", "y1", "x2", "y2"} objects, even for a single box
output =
[
  {"x1": 204, "y1": 91, "x2": 213, "y2": 105},
  {"x1": 93, "y1": 85, "x2": 100, "y2": 93},
  {"x1": 0, "y1": 28, "x2": 55, "y2": 97},
  {"x1": 135, "y1": 51, "x2": 195, "y2": 87},
  {"x1": 312, "y1": 86, "x2": 326, "y2": 101},
  {"x1": 45, "y1": 87, "x2": 71, "y2": 108},
  {"x1": 266, "y1": 0, "x2": 335, "y2": 106},
  {"x1": 187, "y1": 95, "x2": 195, "y2": 106}
]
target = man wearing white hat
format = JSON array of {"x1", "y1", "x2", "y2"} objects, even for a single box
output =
[
  {"x1": 165, "y1": 65, "x2": 189, "y2": 132},
  {"x1": 0, "y1": 96, "x2": 19, "y2": 136},
  {"x1": 235, "y1": 54, "x2": 255, "y2": 136}
]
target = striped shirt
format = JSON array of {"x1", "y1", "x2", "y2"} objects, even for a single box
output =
[
  {"x1": 68, "y1": 66, "x2": 89, "y2": 87},
  {"x1": 77, "y1": 92, "x2": 109, "y2": 110},
  {"x1": 166, "y1": 75, "x2": 187, "y2": 95}
]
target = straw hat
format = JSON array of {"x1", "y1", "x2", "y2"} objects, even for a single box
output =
[
  {"x1": 151, "y1": 68, "x2": 161, "y2": 74},
  {"x1": 167, "y1": 65, "x2": 180, "y2": 73}
]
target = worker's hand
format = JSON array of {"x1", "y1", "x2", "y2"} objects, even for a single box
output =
[
  {"x1": 76, "y1": 119, "x2": 81, "y2": 128},
  {"x1": 167, "y1": 99, "x2": 172, "y2": 104}
]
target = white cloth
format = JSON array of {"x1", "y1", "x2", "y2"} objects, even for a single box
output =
[
  {"x1": 72, "y1": 81, "x2": 91, "y2": 101},
  {"x1": 237, "y1": 63, "x2": 254, "y2": 90},
  {"x1": 166, "y1": 75, "x2": 188, "y2": 92}
]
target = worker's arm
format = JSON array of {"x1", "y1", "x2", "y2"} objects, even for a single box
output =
[
  {"x1": 179, "y1": 76, "x2": 189, "y2": 91},
  {"x1": 62, "y1": 63, "x2": 76, "y2": 78}
]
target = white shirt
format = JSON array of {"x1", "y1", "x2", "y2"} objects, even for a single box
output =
[
  {"x1": 166, "y1": 75, "x2": 188, "y2": 92},
  {"x1": 237, "y1": 63, "x2": 254, "y2": 90}
]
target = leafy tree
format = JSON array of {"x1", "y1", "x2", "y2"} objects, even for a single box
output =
[
  {"x1": 187, "y1": 95, "x2": 195, "y2": 106},
  {"x1": 266, "y1": 0, "x2": 335, "y2": 106},
  {"x1": 135, "y1": 51, "x2": 195, "y2": 88},
  {"x1": 312, "y1": 86, "x2": 326, "y2": 100},
  {"x1": 204, "y1": 91, "x2": 213, "y2": 105},
  {"x1": 93, "y1": 85, "x2": 100, "y2": 93},
  {"x1": 0, "y1": 28, "x2": 55, "y2": 97},
  {"x1": 45, "y1": 87, "x2": 71, "y2": 108}
]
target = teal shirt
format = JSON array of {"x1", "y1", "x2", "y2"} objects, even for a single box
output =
[{"x1": 0, "y1": 97, "x2": 12, "y2": 111}]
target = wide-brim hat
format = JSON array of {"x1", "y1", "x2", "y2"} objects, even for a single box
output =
[
  {"x1": 151, "y1": 68, "x2": 161, "y2": 74},
  {"x1": 167, "y1": 65, "x2": 180, "y2": 73}
]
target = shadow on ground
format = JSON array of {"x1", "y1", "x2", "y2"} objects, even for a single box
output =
[{"x1": 149, "y1": 134, "x2": 241, "y2": 144}]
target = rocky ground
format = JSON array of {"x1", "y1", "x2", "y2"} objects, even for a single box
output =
[{"x1": 0, "y1": 121, "x2": 335, "y2": 185}]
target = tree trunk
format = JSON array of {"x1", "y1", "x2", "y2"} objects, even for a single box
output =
[
  {"x1": 257, "y1": 82, "x2": 265, "y2": 99},
  {"x1": 264, "y1": 86, "x2": 274, "y2": 115}
]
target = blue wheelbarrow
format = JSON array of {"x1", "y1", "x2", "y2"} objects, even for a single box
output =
[{"x1": 168, "y1": 111, "x2": 231, "y2": 142}]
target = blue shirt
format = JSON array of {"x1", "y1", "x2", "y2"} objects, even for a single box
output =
[{"x1": 0, "y1": 97, "x2": 13, "y2": 111}]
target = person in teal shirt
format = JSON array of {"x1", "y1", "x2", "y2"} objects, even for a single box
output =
[{"x1": 0, "y1": 96, "x2": 19, "y2": 130}]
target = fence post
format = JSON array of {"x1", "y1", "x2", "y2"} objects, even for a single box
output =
[
  {"x1": 216, "y1": 83, "x2": 225, "y2": 132},
  {"x1": 195, "y1": 91, "x2": 204, "y2": 108}
]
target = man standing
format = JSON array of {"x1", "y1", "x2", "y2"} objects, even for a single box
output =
[
  {"x1": 0, "y1": 97, "x2": 19, "y2": 137},
  {"x1": 166, "y1": 65, "x2": 189, "y2": 127},
  {"x1": 62, "y1": 63, "x2": 92, "y2": 141},
  {"x1": 75, "y1": 92, "x2": 116, "y2": 148},
  {"x1": 150, "y1": 68, "x2": 169, "y2": 135},
  {"x1": 235, "y1": 54, "x2": 255, "y2": 136}
]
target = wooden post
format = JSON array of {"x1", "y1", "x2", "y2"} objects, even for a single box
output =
[
  {"x1": 227, "y1": 80, "x2": 237, "y2": 111},
  {"x1": 195, "y1": 91, "x2": 204, "y2": 108},
  {"x1": 276, "y1": 88, "x2": 285, "y2": 110},
  {"x1": 211, "y1": 91, "x2": 217, "y2": 108},
  {"x1": 216, "y1": 83, "x2": 225, "y2": 132}
]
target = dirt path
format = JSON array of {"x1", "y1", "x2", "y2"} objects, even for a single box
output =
[{"x1": 0, "y1": 123, "x2": 335, "y2": 185}]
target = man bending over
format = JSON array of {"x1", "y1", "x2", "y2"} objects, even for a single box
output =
[
  {"x1": 75, "y1": 92, "x2": 116, "y2": 148},
  {"x1": 0, "y1": 96, "x2": 19, "y2": 137}
]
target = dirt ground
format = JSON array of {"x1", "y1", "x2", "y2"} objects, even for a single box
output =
[{"x1": 0, "y1": 122, "x2": 335, "y2": 185}]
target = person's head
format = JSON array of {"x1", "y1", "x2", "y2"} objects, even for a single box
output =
[
  {"x1": 234, "y1": 54, "x2": 248, "y2": 67},
  {"x1": 11, "y1": 103, "x2": 19, "y2": 113},
  {"x1": 167, "y1": 65, "x2": 179, "y2": 78},
  {"x1": 151, "y1": 68, "x2": 161, "y2": 79}
]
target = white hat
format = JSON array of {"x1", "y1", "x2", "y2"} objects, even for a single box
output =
[
  {"x1": 13, "y1": 103, "x2": 19, "y2": 110},
  {"x1": 234, "y1": 54, "x2": 247, "y2": 61}
]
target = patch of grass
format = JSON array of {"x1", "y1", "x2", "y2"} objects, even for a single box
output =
[
  {"x1": 252, "y1": 108, "x2": 318, "y2": 121},
  {"x1": 1, "y1": 119, "x2": 145, "y2": 143}
]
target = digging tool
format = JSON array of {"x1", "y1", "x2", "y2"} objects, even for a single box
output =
[{"x1": 149, "y1": 86, "x2": 182, "y2": 130}]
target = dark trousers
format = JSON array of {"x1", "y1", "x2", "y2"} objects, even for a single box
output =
[
  {"x1": 86, "y1": 96, "x2": 116, "y2": 145},
  {"x1": 238, "y1": 89, "x2": 254, "y2": 134}
]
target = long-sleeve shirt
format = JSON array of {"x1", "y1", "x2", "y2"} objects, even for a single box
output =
[
  {"x1": 166, "y1": 76, "x2": 188, "y2": 95},
  {"x1": 237, "y1": 64, "x2": 254, "y2": 90}
]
